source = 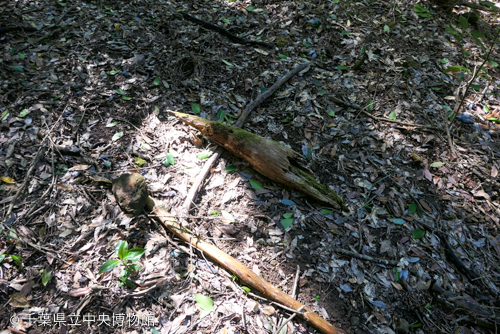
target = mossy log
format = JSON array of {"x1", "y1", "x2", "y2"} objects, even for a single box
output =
[{"x1": 170, "y1": 111, "x2": 344, "y2": 210}]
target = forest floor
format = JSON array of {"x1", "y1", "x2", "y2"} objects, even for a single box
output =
[{"x1": 1, "y1": 0, "x2": 500, "y2": 333}]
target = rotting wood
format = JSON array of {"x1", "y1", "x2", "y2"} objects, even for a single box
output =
[
  {"x1": 180, "y1": 62, "x2": 310, "y2": 215},
  {"x1": 170, "y1": 111, "x2": 345, "y2": 210},
  {"x1": 146, "y1": 197, "x2": 345, "y2": 334}
]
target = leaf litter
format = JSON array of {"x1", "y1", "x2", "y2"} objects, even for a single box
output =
[{"x1": 0, "y1": 0, "x2": 500, "y2": 333}]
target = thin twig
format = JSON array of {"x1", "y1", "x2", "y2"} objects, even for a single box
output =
[
  {"x1": 291, "y1": 265, "x2": 300, "y2": 299},
  {"x1": 3, "y1": 144, "x2": 46, "y2": 224},
  {"x1": 274, "y1": 306, "x2": 305, "y2": 334},
  {"x1": 330, "y1": 96, "x2": 441, "y2": 130}
]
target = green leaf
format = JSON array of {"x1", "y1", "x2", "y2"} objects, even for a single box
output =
[
  {"x1": 115, "y1": 241, "x2": 128, "y2": 260},
  {"x1": 191, "y1": 103, "x2": 201, "y2": 114},
  {"x1": 440, "y1": 58, "x2": 449, "y2": 64},
  {"x1": 123, "y1": 248, "x2": 146, "y2": 262},
  {"x1": 246, "y1": 5, "x2": 256, "y2": 11},
  {"x1": 18, "y1": 109, "x2": 30, "y2": 117},
  {"x1": 443, "y1": 66, "x2": 468, "y2": 74},
  {"x1": 483, "y1": 105, "x2": 490, "y2": 113},
  {"x1": 412, "y1": 229, "x2": 425, "y2": 239},
  {"x1": 122, "y1": 96, "x2": 133, "y2": 101},
  {"x1": 320, "y1": 209, "x2": 334, "y2": 215},
  {"x1": 326, "y1": 105, "x2": 335, "y2": 117},
  {"x1": 134, "y1": 157, "x2": 147, "y2": 166},
  {"x1": 221, "y1": 59, "x2": 235, "y2": 67},
  {"x1": 241, "y1": 286, "x2": 251, "y2": 293},
  {"x1": 430, "y1": 161, "x2": 444, "y2": 168},
  {"x1": 129, "y1": 264, "x2": 142, "y2": 272},
  {"x1": 414, "y1": 4, "x2": 431, "y2": 17},
  {"x1": 0, "y1": 254, "x2": 5, "y2": 263},
  {"x1": 197, "y1": 150, "x2": 212, "y2": 160},
  {"x1": 408, "y1": 203, "x2": 417, "y2": 214},
  {"x1": 303, "y1": 41, "x2": 312, "y2": 47},
  {"x1": 389, "y1": 110, "x2": 397, "y2": 120},
  {"x1": 388, "y1": 218, "x2": 406, "y2": 225},
  {"x1": 335, "y1": 65, "x2": 347, "y2": 70},
  {"x1": 112, "y1": 132, "x2": 123, "y2": 141},
  {"x1": 486, "y1": 117, "x2": 500, "y2": 123},
  {"x1": 278, "y1": 54, "x2": 288, "y2": 59},
  {"x1": 106, "y1": 121, "x2": 118, "y2": 127},
  {"x1": 11, "y1": 255, "x2": 22, "y2": 266},
  {"x1": 383, "y1": 24, "x2": 390, "y2": 33},
  {"x1": 1, "y1": 109, "x2": 9, "y2": 122},
  {"x1": 120, "y1": 276, "x2": 135, "y2": 288},
  {"x1": 283, "y1": 212, "x2": 294, "y2": 219},
  {"x1": 109, "y1": 70, "x2": 121, "y2": 75},
  {"x1": 99, "y1": 260, "x2": 120, "y2": 273},
  {"x1": 366, "y1": 100, "x2": 374, "y2": 111},
  {"x1": 318, "y1": 89, "x2": 328, "y2": 96},
  {"x1": 489, "y1": 60, "x2": 498, "y2": 68},
  {"x1": 225, "y1": 165, "x2": 236, "y2": 173},
  {"x1": 209, "y1": 210, "x2": 218, "y2": 216},
  {"x1": 341, "y1": 30, "x2": 350, "y2": 35},
  {"x1": 115, "y1": 89, "x2": 126, "y2": 95},
  {"x1": 41, "y1": 268, "x2": 53, "y2": 286},
  {"x1": 195, "y1": 294, "x2": 214, "y2": 311},
  {"x1": 445, "y1": 27, "x2": 458, "y2": 36},
  {"x1": 18, "y1": 53, "x2": 26, "y2": 59},
  {"x1": 120, "y1": 267, "x2": 132, "y2": 278},
  {"x1": 249, "y1": 179, "x2": 264, "y2": 190},
  {"x1": 280, "y1": 218, "x2": 294, "y2": 229},
  {"x1": 479, "y1": 1, "x2": 497, "y2": 9},
  {"x1": 163, "y1": 81, "x2": 170, "y2": 89},
  {"x1": 151, "y1": 327, "x2": 161, "y2": 334},
  {"x1": 9, "y1": 66, "x2": 24, "y2": 72},
  {"x1": 471, "y1": 29, "x2": 487, "y2": 39},
  {"x1": 459, "y1": 15, "x2": 468, "y2": 30},
  {"x1": 163, "y1": 153, "x2": 175, "y2": 166},
  {"x1": 153, "y1": 77, "x2": 160, "y2": 86}
]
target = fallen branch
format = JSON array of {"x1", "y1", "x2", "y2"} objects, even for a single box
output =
[
  {"x1": 171, "y1": 111, "x2": 344, "y2": 210},
  {"x1": 181, "y1": 62, "x2": 310, "y2": 214},
  {"x1": 179, "y1": 12, "x2": 274, "y2": 49},
  {"x1": 146, "y1": 197, "x2": 345, "y2": 334}
]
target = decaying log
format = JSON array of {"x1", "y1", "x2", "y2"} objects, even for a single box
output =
[
  {"x1": 146, "y1": 197, "x2": 344, "y2": 334},
  {"x1": 180, "y1": 62, "x2": 310, "y2": 215},
  {"x1": 170, "y1": 111, "x2": 344, "y2": 210}
]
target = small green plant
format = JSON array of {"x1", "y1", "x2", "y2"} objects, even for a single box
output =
[
  {"x1": 393, "y1": 267, "x2": 401, "y2": 281},
  {"x1": 414, "y1": 4, "x2": 431, "y2": 18},
  {"x1": 99, "y1": 241, "x2": 145, "y2": 288},
  {"x1": 424, "y1": 303, "x2": 433, "y2": 314},
  {"x1": 40, "y1": 267, "x2": 53, "y2": 286},
  {"x1": 280, "y1": 212, "x2": 294, "y2": 229},
  {"x1": 313, "y1": 294, "x2": 321, "y2": 302}
]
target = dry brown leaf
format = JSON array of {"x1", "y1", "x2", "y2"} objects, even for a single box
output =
[
  {"x1": 9, "y1": 292, "x2": 30, "y2": 308},
  {"x1": 491, "y1": 165, "x2": 498, "y2": 178},
  {"x1": 68, "y1": 287, "x2": 92, "y2": 297}
]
